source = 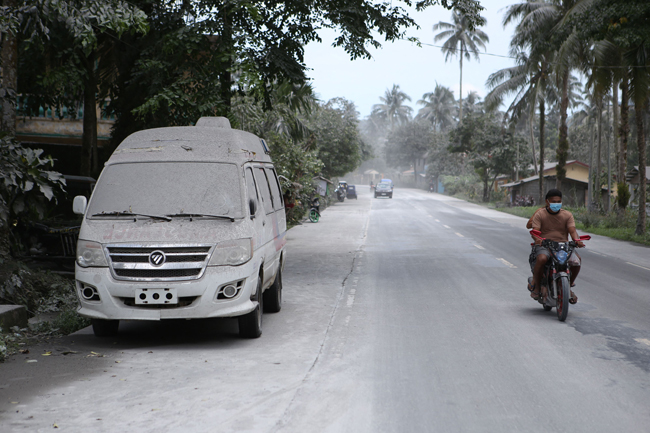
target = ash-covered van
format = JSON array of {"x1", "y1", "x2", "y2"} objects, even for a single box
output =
[{"x1": 73, "y1": 117, "x2": 286, "y2": 338}]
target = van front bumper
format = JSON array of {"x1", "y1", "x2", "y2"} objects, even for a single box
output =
[{"x1": 75, "y1": 262, "x2": 259, "y2": 321}]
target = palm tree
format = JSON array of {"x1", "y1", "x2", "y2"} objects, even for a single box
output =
[
  {"x1": 371, "y1": 84, "x2": 413, "y2": 130},
  {"x1": 433, "y1": 10, "x2": 489, "y2": 123},
  {"x1": 485, "y1": 47, "x2": 555, "y2": 203},
  {"x1": 574, "y1": 85, "x2": 602, "y2": 209},
  {"x1": 416, "y1": 83, "x2": 455, "y2": 131},
  {"x1": 626, "y1": 44, "x2": 650, "y2": 235},
  {"x1": 462, "y1": 91, "x2": 484, "y2": 116},
  {"x1": 505, "y1": 0, "x2": 590, "y2": 189}
]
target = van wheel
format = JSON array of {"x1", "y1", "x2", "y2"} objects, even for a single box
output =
[
  {"x1": 239, "y1": 277, "x2": 262, "y2": 338},
  {"x1": 264, "y1": 267, "x2": 282, "y2": 313},
  {"x1": 92, "y1": 319, "x2": 119, "y2": 337}
]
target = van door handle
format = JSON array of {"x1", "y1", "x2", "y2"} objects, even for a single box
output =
[{"x1": 262, "y1": 220, "x2": 266, "y2": 226}]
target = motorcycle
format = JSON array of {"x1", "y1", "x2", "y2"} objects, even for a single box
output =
[
  {"x1": 529, "y1": 229, "x2": 590, "y2": 321},
  {"x1": 428, "y1": 184, "x2": 434, "y2": 193},
  {"x1": 335, "y1": 187, "x2": 345, "y2": 202},
  {"x1": 309, "y1": 197, "x2": 321, "y2": 223}
]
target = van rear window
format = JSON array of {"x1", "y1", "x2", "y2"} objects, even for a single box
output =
[{"x1": 88, "y1": 162, "x2": 243, "y2": 218}]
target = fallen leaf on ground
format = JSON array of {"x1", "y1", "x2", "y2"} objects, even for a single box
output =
[
  {"x1": 26, "y1": 360, "x2": 37, "y2": 363},
  {"x1": 62, "y1": 351, "x2": 78, "y2": 355},
  {"x1": 19, "y1": 349, "x2": 29, "y2": 354},
  {"x1": 42, "y1": 352, "x2": 52, "y2": 356}
]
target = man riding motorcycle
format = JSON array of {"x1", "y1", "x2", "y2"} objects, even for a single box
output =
[{"x1": 528, "y1": 189, "x2": 585, "y2": 304}]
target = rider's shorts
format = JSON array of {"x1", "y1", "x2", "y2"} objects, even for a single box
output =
[{"x1": 529, "y1": 245, "x2": 581, "y2": 272}]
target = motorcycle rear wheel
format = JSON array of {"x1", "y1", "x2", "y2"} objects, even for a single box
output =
[{"x1": 555, "y1": 275, "x2": 570, "y2": 321}]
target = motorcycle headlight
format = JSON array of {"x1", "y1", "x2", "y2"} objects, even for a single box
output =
[
  {"x1": 208, "y1": 239, "x2": 252, "y2": 266},
  {"x1": 555, "y1": 250, "x2": 568, "y2": 264},
  {"x1": 76, "y1": 240, "x2": 108, "y2": 267}
]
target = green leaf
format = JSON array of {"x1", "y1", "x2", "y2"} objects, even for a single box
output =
[{"x1": 39, "y1": 184, "x2": 54, "y2": 201}]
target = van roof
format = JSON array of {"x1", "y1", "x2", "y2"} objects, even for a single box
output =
[{"x1": 106, "y1": 117, "x2": 272, "y2": 166}]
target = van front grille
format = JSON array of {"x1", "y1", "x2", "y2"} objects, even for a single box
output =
[
  {"x1": 106, "y1": 244, "x2": 212, "y2": 281},
  {"x1": 114, "y1": 268, "x2": 201, "y2": 279}
]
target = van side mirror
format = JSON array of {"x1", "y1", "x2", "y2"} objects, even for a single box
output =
[
  {"x1": 249, "y1": 199, "x2": 257, "y2": 219},
  {"x1": 73, "y1": 195, "x2": 87, "y2": 215}
]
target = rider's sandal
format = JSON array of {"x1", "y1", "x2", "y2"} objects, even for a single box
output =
[
  {"x1": 528, "y1": 281, "x2": 541, "y2": 300},
  {"x1": 538, "y1": 286, "x2": 548, "y2": 304},
  {"x1": 569, "y1": 291, "x2": 578, "y2": 304}
]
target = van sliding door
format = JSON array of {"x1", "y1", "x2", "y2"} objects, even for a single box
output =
[{"x1": 253, "y1": 167, "x2": 277, "y2": 286}]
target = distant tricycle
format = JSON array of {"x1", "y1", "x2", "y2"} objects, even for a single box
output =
[{"x1": 346, "y1": 185, "x2": 358, "y2": 200}]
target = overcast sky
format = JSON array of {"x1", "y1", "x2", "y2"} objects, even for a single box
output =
[{"x1": 303, "y1": 0, "x2": 519, "y2": 118}]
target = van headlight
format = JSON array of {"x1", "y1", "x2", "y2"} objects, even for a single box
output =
[
  {"x1": 208, "y1": 239, "x2": 252, "y2": 266},
  {"x1": 77, "y1": 240, "x2": 108, "y2": 267}
]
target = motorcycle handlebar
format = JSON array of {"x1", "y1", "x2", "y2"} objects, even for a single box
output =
[{"x1": 529, "y1": 230, "x2": 590, "y2": 246}]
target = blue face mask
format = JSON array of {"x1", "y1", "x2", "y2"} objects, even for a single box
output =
[{"x1": 549, "y1": 203, "x2": 562, "y2": 212}]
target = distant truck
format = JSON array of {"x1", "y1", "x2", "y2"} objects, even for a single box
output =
[{"x1": 73, "y1": 117, "x2": 286, "y2": 338}]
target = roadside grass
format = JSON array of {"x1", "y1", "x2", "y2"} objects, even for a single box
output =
[
  {"x1": 0, "y1": 263, "x2": 90, "y2": 362},
  {"x1": 495, "y1": 205, "x2": 650, "y2": 247},
  {"x1": 573, "y1": 224, "x2": 650, "y2": 246},
  {"x1": 0, "y1": 307, "x2": 90, "y2": 362}
]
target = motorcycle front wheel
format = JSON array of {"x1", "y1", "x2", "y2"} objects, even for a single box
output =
[
  {"x1": 555, "y1": 275, "x2": 570, "y2": 321},
  {"x1": 309, "y1": 209, "x2": 320, "y2": 223}
]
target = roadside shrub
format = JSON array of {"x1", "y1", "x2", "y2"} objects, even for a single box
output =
[
  {"x1": 580, "y1": 211, "x2": 601, "y2": 229},
  {"x1": 0, "y1": 136, "x2": 67, "y2": 227},
  {"x1": 0, "y1": 263, "x2": 76, "y2": 316},
  {"x1": 616, "y1": 182, "x2": 631, "y2": 210},
  {"x1": 442, "y1": 175, "x2": 481, "y2": 200}
]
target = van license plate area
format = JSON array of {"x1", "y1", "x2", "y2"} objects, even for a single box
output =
[{"x1": 135, "y1": 288, "x2": 178, "y2": 305}]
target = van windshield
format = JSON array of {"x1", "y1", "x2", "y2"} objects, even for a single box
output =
[{"x1": 88, "y1": 162, "x2": 243, "y2": 219}]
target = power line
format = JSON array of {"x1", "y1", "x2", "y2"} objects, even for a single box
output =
[{"x1": 413, "y1": 40, "x2": 649, "y2": 69}]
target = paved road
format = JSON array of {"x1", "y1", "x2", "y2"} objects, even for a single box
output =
[{"x1": 2, "y1": 189, "x2": 650, "y2": 432}]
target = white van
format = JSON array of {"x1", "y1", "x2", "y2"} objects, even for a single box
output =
[{"x1": 73, "y1": 117, "x2": 286, "y2": 338}]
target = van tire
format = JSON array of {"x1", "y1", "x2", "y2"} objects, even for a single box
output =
[
  {"x1": 239, "y1": 277, "x2": 262, "y2": 338},
  {"x1": 92, "y1": 319, "x2": 119, "y2": 337},
  {"x1": 264, "y1": 267, "x2": 282, "y2": 313}
]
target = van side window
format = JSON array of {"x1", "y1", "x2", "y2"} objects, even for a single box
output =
[
  {"x1": 245, "y1": 168, "x2": 259, "y2": 215},
  {"x1": 265, "y1": 168, "x2": 284, "y2": 211},
  {"x1": 254, "y1": 167, "x2": 274, "y2": 215}
]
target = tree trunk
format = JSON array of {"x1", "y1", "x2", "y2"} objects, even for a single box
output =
[
  {"x1": 556, "y1": 69, "x2": 570, "y2": 188},
  {"x1": 220, "y1": 5, "x2": 233, "y2": 115},
  {"x1": 619, "y1": 77, "x2": 630, "y2": 184},
  {"x1": 613, "y1": 81, "x2": 620, "y2": 181},
  {"x1": 483, "y1": 168, "x2": 490, "y2": 203},
  {"x1": 81, "y1": 51, "x2": 98, "y2": 177},
  {"x1": 538, "y1": 99, "x2": 545, "y2": 205},
  {"x1": 606, "y1": 98, "x2": 612, "y2": 212},
  {"x1": 1, "y1": 0, "x2": 18, "y2": 135},
  {"x1": 529, "y1": 109, "x2": 538, "y2": 175},
  {"x1": 587, "y1": 120, "x2": 595, "y2": 209},
  {"x1": 634, "y1": 103, "x2": 646, "y2": 235},
  {"x1": 596, "y1": 98, "x2": 603, "y2": 207},
  {"x1": 459, "y1": 47, "x2": 463, "y2": 124}
]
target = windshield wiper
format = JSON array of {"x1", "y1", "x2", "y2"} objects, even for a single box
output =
[
  {"x1": 166, "y1": 213, "x2": 235, "y2": 222},
  {"x1": 91, "y1": 211, "x2": 172, "y2": 221}
]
